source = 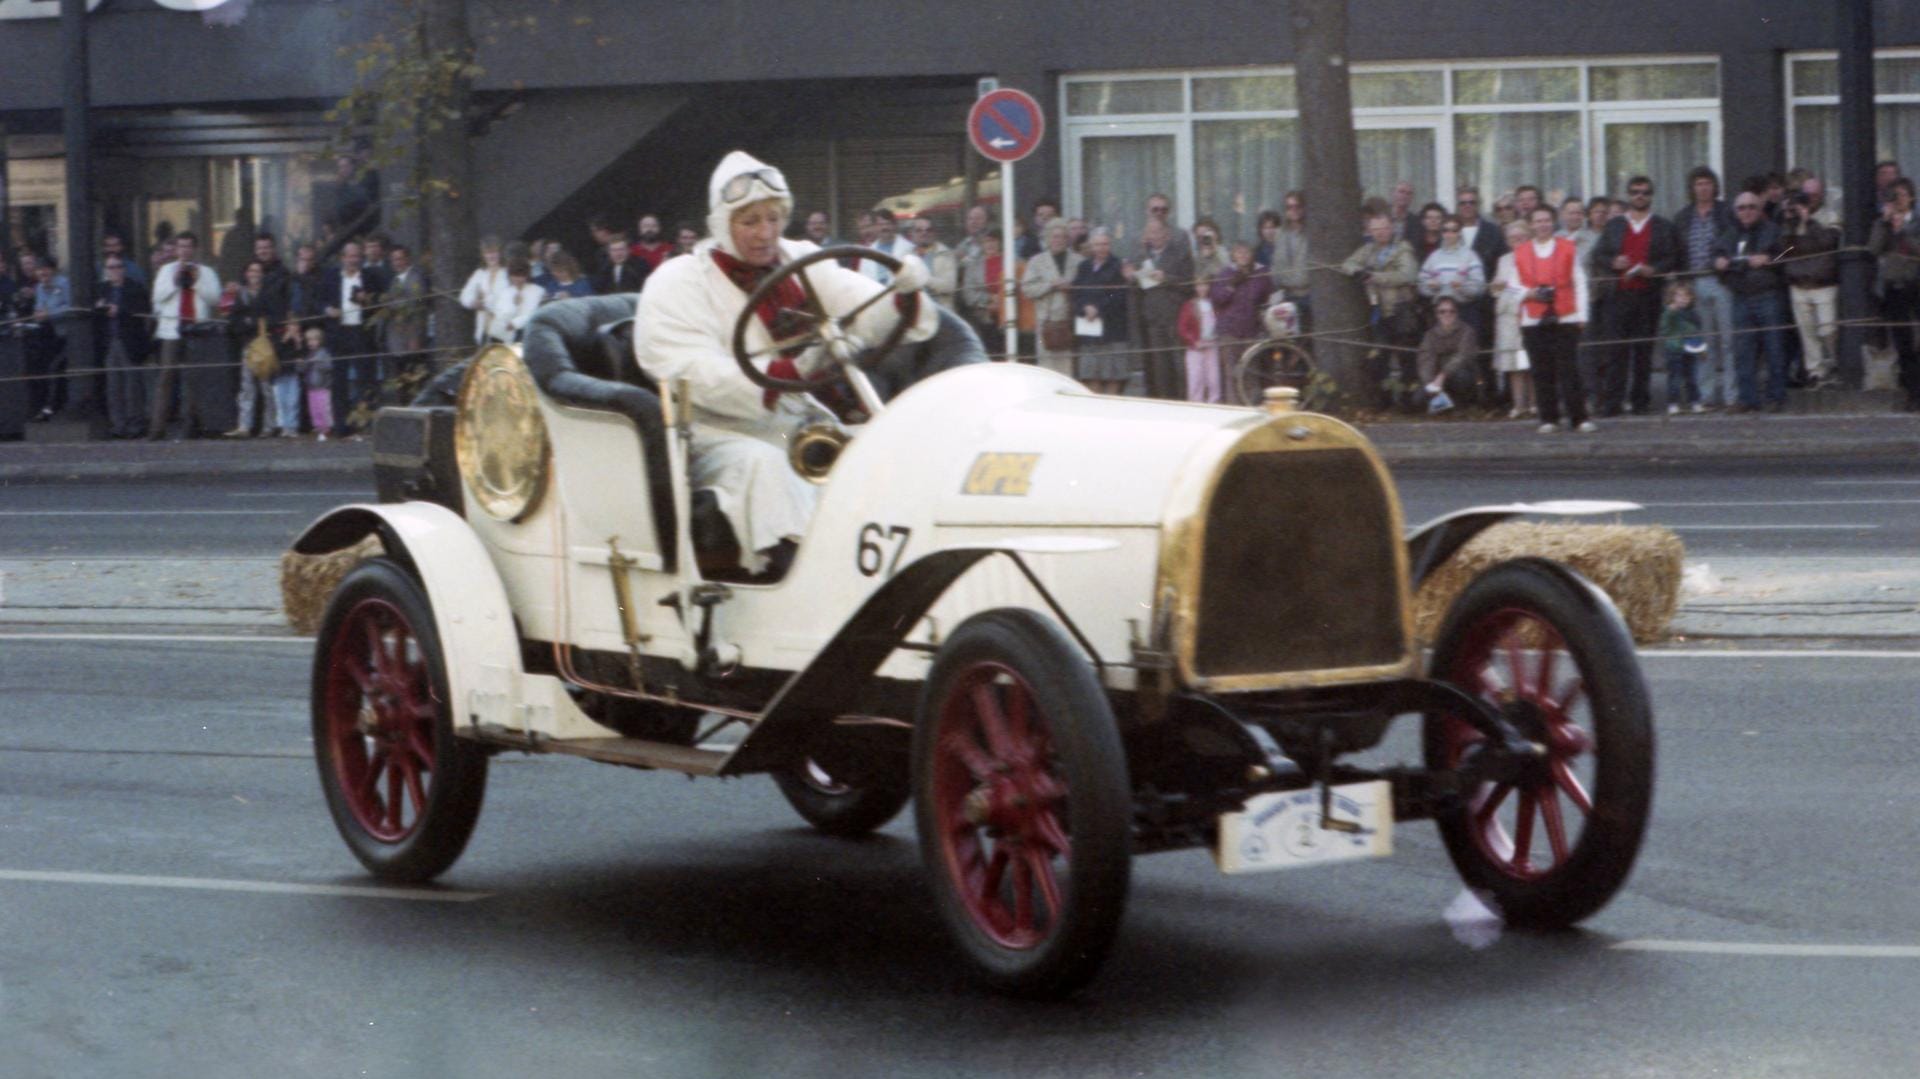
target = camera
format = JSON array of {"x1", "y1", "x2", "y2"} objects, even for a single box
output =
[
  {"x1": 176, "y1": 265, "x2": 197, "y2": 287},
  {"x1": 1536, "y1": 284, "x2": 1558, "y2": 326}
]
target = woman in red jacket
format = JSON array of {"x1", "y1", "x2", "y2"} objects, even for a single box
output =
[{"x1": 1507, "y1": 206, "x2": 1595, "y2": 433}]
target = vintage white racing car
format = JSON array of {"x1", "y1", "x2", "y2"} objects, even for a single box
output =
[{"x1": 294, "y1": 248, "x2": 1654, "y2": 997}]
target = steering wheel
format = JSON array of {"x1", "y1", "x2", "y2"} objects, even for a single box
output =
[{"x1": 730, "y1": 245, "x2": 923, "y2": 396}]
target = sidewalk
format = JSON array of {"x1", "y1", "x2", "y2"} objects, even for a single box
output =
[{"x1": 3, "y1": 399, "x2": 1916, "y2": 482}]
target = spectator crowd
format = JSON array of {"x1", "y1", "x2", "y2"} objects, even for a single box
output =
[{"x1": 7, "y1": 157, "x2": 1920, "y2": 442}]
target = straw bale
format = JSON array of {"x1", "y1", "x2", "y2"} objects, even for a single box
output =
[
  {"x1": 1413, "y1": 522, "x2": 1684, "y2": 644},
  {"x1": 280, "y1": 536, "x2": 384, "y2": 635}
]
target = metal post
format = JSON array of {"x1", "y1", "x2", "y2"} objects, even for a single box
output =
[
  {"x1": 60, "y1": 0, "x2": 99, "y2": 426},
  {"x1": 1001, "y1": 158, "x2": 1017, "y2": 361},
  {"x1": 1834, "y1": 0, "x2": 1874, "y2": 390}
]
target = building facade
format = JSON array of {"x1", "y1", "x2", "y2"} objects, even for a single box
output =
[{"x1": 3, "y1": 0, "x2": 1918, "y2": 274}]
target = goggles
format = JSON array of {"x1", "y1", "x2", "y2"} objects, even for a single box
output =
[{"x1": 721, "y1": 168, "x2": 789, "y2": 204}]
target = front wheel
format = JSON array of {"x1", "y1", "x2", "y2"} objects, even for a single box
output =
[
  {"x1": 913, "y1": 609, "x2": 1132, "y2": 997},
  {"x1": 312, "y1": 557, "x2": 487, "y2": 883},
  {"x1": 1422, "y1": 559, "x2": 1654, "y2": 928}
]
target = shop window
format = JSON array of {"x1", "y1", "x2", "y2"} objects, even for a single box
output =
[
  {"x1": 1351, "y1": 71, "x2": 1444, "y2": 109},
  {"x1": 1192, "y1": 74, "x2": 1294, "y2": 113},
  {"x1": 1590, "y1": 63, "x2": 1718, "y2": 102},
  {"x1": 1066, "y1": 79, "x2": 1183, "y2": 117},
  {"x1": 1454, "y1": 66, "x2": 1579, "y2": 105},
  {"x1": 1194, "y1": 119, "x2": 1299, "y2": 246},
  {"x1": 1454, "y1": 112, "x2": 1582, "y2": 202}
]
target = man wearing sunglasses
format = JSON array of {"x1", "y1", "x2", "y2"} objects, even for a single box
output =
[
  {"x1": 636, "y1": 151, "x2": 939, "y2": 574},
  {"x1": 1590, "y1": 176, "x2": 1681, "y2": 415}
]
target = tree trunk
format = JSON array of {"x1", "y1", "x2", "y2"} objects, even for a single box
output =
[
  {"x1": 1291, "y1": 0, "x2": 1370, "y2": 407},
  {"x1": 420, "y1": 0, "x2": 480, "y2": 362}
]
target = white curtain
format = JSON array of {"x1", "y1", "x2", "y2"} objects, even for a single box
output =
[
  {"x1": 1194, "y1": 119, "x2": 1300, "y2": 248},
  {"x1": 1454, "y1": 112, "x2": 1582, "y2": 204},
  {"x1": 1793, "y1": 103, "x2": 1920, "y2": 222},
  {"x1": 1603, "y1": 121, "x2": 1707, "y2": 206},
  {"x1": 1080, "y1": 135, "x2": 1176, "y2": 248},
  {"x1": 1358, "y1": 128, "x2": 1437, "y2": 205}
]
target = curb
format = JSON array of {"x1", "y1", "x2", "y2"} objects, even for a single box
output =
[
  {"x1": 1374, "y1": 435, "x2": 1920, "y2": 466},
  {"x1": 0, "y1": 458, "x2": 375, "y2": 484}
]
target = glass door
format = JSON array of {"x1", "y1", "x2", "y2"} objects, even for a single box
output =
[
  {"x1": 1353, "y1": 117, "x2": 1443, "y2": 208},
  {"x1": 1595, "y1": 110, "x2": 1719, "y2": 209},
  {"x1": 1066, "y1": 122, "x2": 1189, "y2": 251}
]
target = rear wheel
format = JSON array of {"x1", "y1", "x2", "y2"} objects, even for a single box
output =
[
  {"x1": 774, "y1": 755, "x2": 911, "y2": 837},
  {"x1": 1422, "y1": 559, "x2": 1654, "y2": 928},
  {"x1": 913, "y1": 609, "x2": 1131, "y2": 997},
  {"x1": 312, "y1": 558, "x2": 487, "y2": 883}
]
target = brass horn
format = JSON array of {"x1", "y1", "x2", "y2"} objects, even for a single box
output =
[{"x1": 788, "y1": 422, "x2": 851, "y2": 483}]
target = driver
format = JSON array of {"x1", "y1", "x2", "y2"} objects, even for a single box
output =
[{"x1": 636, "y1": 151, "x2": 938, "y2": 573}]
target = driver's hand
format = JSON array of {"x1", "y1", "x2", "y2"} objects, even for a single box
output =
[{"x1": 890, "y1": 254, "x2": 931, "y2": 295}]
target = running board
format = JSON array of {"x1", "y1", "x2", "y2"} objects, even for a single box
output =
[{"x1": 465, "y1": 724, "x2": 729, "y2": 776}]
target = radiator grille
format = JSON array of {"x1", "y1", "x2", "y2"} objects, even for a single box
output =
[{"x1": 1191, "y1": 448, "x2": 1405, "y2": 678}]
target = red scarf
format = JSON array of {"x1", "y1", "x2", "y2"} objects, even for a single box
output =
[{"x1": 712, "y1": 248, "x2": 812, "y2": 408}]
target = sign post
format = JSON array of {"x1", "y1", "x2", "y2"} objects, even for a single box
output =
[{"x1": 968, "y1": 87, "x2": 1043, "y2": 362}]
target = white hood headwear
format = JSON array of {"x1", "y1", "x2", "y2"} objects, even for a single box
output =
[{"x1": 706, "y1": 150, "x2": 792, "y2": 257}]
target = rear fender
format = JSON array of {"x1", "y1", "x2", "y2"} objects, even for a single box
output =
[
  {"x1": 1403, "y1": 500, "x2": 1640, "y2": 588},
  {"x1": 294, "y1": 503, "x2": 523, "y2": 732}
]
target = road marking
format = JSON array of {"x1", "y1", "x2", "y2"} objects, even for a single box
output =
[
  {"x1": 0, "y1": 633, "x2": 309, "y2": 643},
  {"x1": 1642, "y1": 649, "x2": 1920, "y2": 659},
  {"x1": 1813, "y1": 479, "x2": 1920, "y2": 486},
  {"x1": 0, "y1": 510, "x2": 298, "y2": 517},
  {"x1": 1668, "y1": 524, "x2": 1880, "y2": 531},
  {"x1": 0, "y1": 869, "x2": 488, "y2": 903},
  {"x1": 1614, "y1": 940, "x2": 1920, "y2": 959},
  {"x1": 1644, "y1": 498, "x2": 1920, "y2": 508},
  {"x1": 225, "y1": 490, "x2": 371, "y2": 498}
]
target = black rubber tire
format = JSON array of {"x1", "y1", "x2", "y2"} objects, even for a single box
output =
[
  {"x1": 1422, "y1": 558, "x2": 1654, "y2": 928},
  {"x1": 773, "y1": 757, "x2": 912, "y2": 837},
  {"x1": 311, "y1": 557, "x2": 488, "y2": 883},
  {"x1": 912, "y1": 608, "x2": 1132, "y2": 998}
]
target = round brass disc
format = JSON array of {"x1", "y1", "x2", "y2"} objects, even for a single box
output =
[{"x1": 454, "y1": 344, "x2": 550, "y2": 522}]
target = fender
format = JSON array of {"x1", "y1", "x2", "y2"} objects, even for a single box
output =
[
  {"x1": 1403, "y1": 500, "x2": 1640, "y2": 588},
  {"x1": 721, "y1": 535, "x2": 1117, "y2": 775},
  {"x1": 292, "y1": 503, "x2": 523, "y2": 734}
]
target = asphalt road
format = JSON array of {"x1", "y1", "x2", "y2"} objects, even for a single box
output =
[
  {"x1": 0, "y1": 460, "x2": 1915, "y2": 560},
  {"x1": 2, "y1": 639, "x2": 1918, "y2": 1078}
]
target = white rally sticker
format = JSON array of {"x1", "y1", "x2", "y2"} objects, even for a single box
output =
[{"x1": 1215, "y1": 781, "x2": 1393, "y2": 874}]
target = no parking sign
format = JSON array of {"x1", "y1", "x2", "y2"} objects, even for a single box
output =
[{"x1": 968, "y1": 89, "x2": 1044, "y2": 164}]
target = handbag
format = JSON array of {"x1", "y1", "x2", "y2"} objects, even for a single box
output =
[
  {"x1": 243, "y1": 318, "x2": 280, "y2": 380},
  {"x1": 1041, "y1": 318, "x2": 1074, "y2": 352}
]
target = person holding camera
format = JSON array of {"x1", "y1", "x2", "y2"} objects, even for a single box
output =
[
  {"x1": 1508, "y1": 206, "x2": 1594, "y2": 433},
  {"x1": 146, "y1": 231, "x2": 224, "y2": 440},
  {"x1": 1780, "y1": 191, "x2": 1841, "y2": 388}
]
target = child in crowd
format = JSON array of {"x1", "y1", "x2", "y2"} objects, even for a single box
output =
[
  {"x1": 299, "y1": 326, "x2": 334, "y2": 440},
  {"x1": 1659, "y1": 280, "x2": 1707, "y2": 415},
  {"x1": 1177, "y1": 277, "x2": 1221, "y2": 402}
]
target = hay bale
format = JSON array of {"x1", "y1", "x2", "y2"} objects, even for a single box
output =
[
  {"x1": 1413, "y1": 522, "x2": 1684, "y2": 644},
  {"x1": 280, "y1": 536, "x2": 383, "y2": 635}
]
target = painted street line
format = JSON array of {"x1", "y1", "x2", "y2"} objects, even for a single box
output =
[
  {"x1": 1668, "y1": 524, "x2": 1880, "y2": 531},
  {"x1": 225, "y1": 490, "x2": 371, "y2": 498},
  {"x1": 0, "y1": 869, "x2": 489, "y2": 903},
  {"x1": 1614, "y1": 940, "x2": 1920, "y2": 959},
  {"x1": 0, "y1": 633, "x2": 309, "y2": 643},
  {"x1": 1643, "y1": 498, "x2": 1920, "y2": 508},
  {"x1": 1813, "y1": 479, "x2": 1920, "y2": 486},
  {"x1": 0, "y1": 510, "x2": 298, "y2": 517},
  {"x1": 1641, "y1": 649, "x2": 1920, "y2": 659}
]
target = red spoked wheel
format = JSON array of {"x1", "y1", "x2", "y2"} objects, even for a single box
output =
[
  {"x1": 1423, "y1": 559, "x2": 1654, "y2": 928},
  {"x1": 312, "y1": 558, "x2": 486, "y2": 882},
  {"x1": 913, "y1": 610, "x2": 1130, "y2": 997}
]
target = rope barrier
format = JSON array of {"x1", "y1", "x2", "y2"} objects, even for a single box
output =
[{"x1": 0, "y1": 341, "x2": 475, "y2": 387}]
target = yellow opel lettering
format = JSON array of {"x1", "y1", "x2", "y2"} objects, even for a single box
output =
[{"x1": 962, "y1": 452, "x2": 1040, "y2": 496}]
